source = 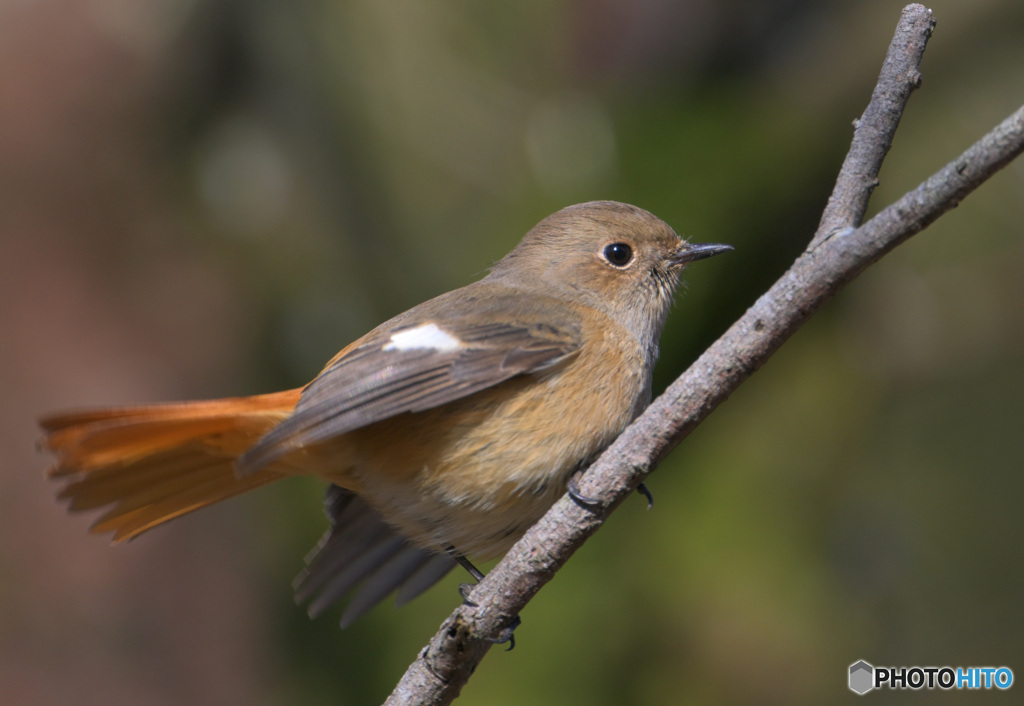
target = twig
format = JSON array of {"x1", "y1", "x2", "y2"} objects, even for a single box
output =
[
  {"x1": 384, "y1": 6, "x2": 1024, "y2": 704},
  {"x1": 814, "y1": 4, "x2": 935, "y2": 244}
]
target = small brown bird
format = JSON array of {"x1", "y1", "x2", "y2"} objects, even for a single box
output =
[{"x1": 40, "y1": 201, "x2": 731, "y2": 627}]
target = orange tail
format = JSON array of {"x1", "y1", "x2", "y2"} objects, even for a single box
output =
[{"x1": 40, "y1": 389, "x2": 302, "y2": 542}]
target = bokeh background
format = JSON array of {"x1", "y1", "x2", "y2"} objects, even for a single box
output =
[{"x1": 3, "y1": 1, "x2": 1022, "y2": 704}]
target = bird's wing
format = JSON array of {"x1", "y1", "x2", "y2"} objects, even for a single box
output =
[
  {"x1": 293, "y1": 484, "x2": 457, "y2": 627},
  {"x1": 238, "y1": 300, "x2": 580, "y2": 474}
]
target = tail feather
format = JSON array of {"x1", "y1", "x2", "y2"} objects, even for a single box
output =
[
  {"x1": 41, "y1": 390, "x2": 302, "y2": 541},
  {"x1": 60, "y1": 453, "x2": 226, "y2": 511},
  {"x1": 90, "y1": 462, "x2": 278, "y2": 541},
  {"x1": 41, "y1": 390, "x2": 460, "y2": 623}
]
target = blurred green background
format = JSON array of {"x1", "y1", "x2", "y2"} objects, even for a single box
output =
[{"x1": 3, "y1": 1, "x2": 1023, "y2": 704}]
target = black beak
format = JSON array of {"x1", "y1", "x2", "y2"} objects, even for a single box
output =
[{"x1": 672, "y1": 242, "x2": 734, "y2": 265}]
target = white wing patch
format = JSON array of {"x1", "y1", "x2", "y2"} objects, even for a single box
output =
[{"x1": 383, "y1": 323, "x2": 463, "y2": 352}]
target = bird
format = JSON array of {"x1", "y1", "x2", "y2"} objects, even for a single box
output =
[{"x1": 39, "y1": 200, "x2": 731, "y2": 629}]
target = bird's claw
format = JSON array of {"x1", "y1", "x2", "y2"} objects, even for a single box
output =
[
  {"x1": 483, "y1": 614, "x2": 521, "y2": 651},
  {"x1": 636, "y1": 482, "x2": 654, "y2": 509},
  {"x1": 567, "y1": 475, "x2": 600, "y2": 507}
]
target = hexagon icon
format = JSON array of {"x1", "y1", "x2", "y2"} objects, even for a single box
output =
[{"x1": 849, "y1": 660, "x2": 874, "y2": 694}]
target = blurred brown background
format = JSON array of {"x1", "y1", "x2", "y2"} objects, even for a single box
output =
[{"x1": 2, "y1": 1, "x2": 1022, "y2": 704}]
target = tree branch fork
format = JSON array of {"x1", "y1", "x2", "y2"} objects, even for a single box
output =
[{"x1": 385, "y1": 5, "x2": 1024, "y2": 703}]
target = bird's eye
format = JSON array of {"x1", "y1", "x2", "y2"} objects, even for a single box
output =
[{"x1": 602, "y1": 242, "x2": 634, "y2": 268}]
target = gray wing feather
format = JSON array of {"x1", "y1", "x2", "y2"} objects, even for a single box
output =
[
  {"x1": 238, "y1": 319, "x2": 579, "y2": 474},
  {"x1": 294, "y1": 485, "x2": 456, "y2": 626}
]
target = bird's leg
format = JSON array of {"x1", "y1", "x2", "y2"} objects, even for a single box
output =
[
  {"x1": 446, "y1": 545, "x2": 485, "y2": 603},
  {"x1": 444, "y1": 545, "x2": 520, "y2": 649}
]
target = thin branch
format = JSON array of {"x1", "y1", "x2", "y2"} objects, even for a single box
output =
[
  {"x1": 385, "y1": 6, "x2": 1024, "y2": 704},
  {"x1": 814, "y1": 4, "x2": 935, "y2": 244}
]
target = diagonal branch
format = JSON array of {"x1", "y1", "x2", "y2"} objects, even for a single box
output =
[{"x1": 384, "y1": 6, "x2": 1024, "y2": 705}]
